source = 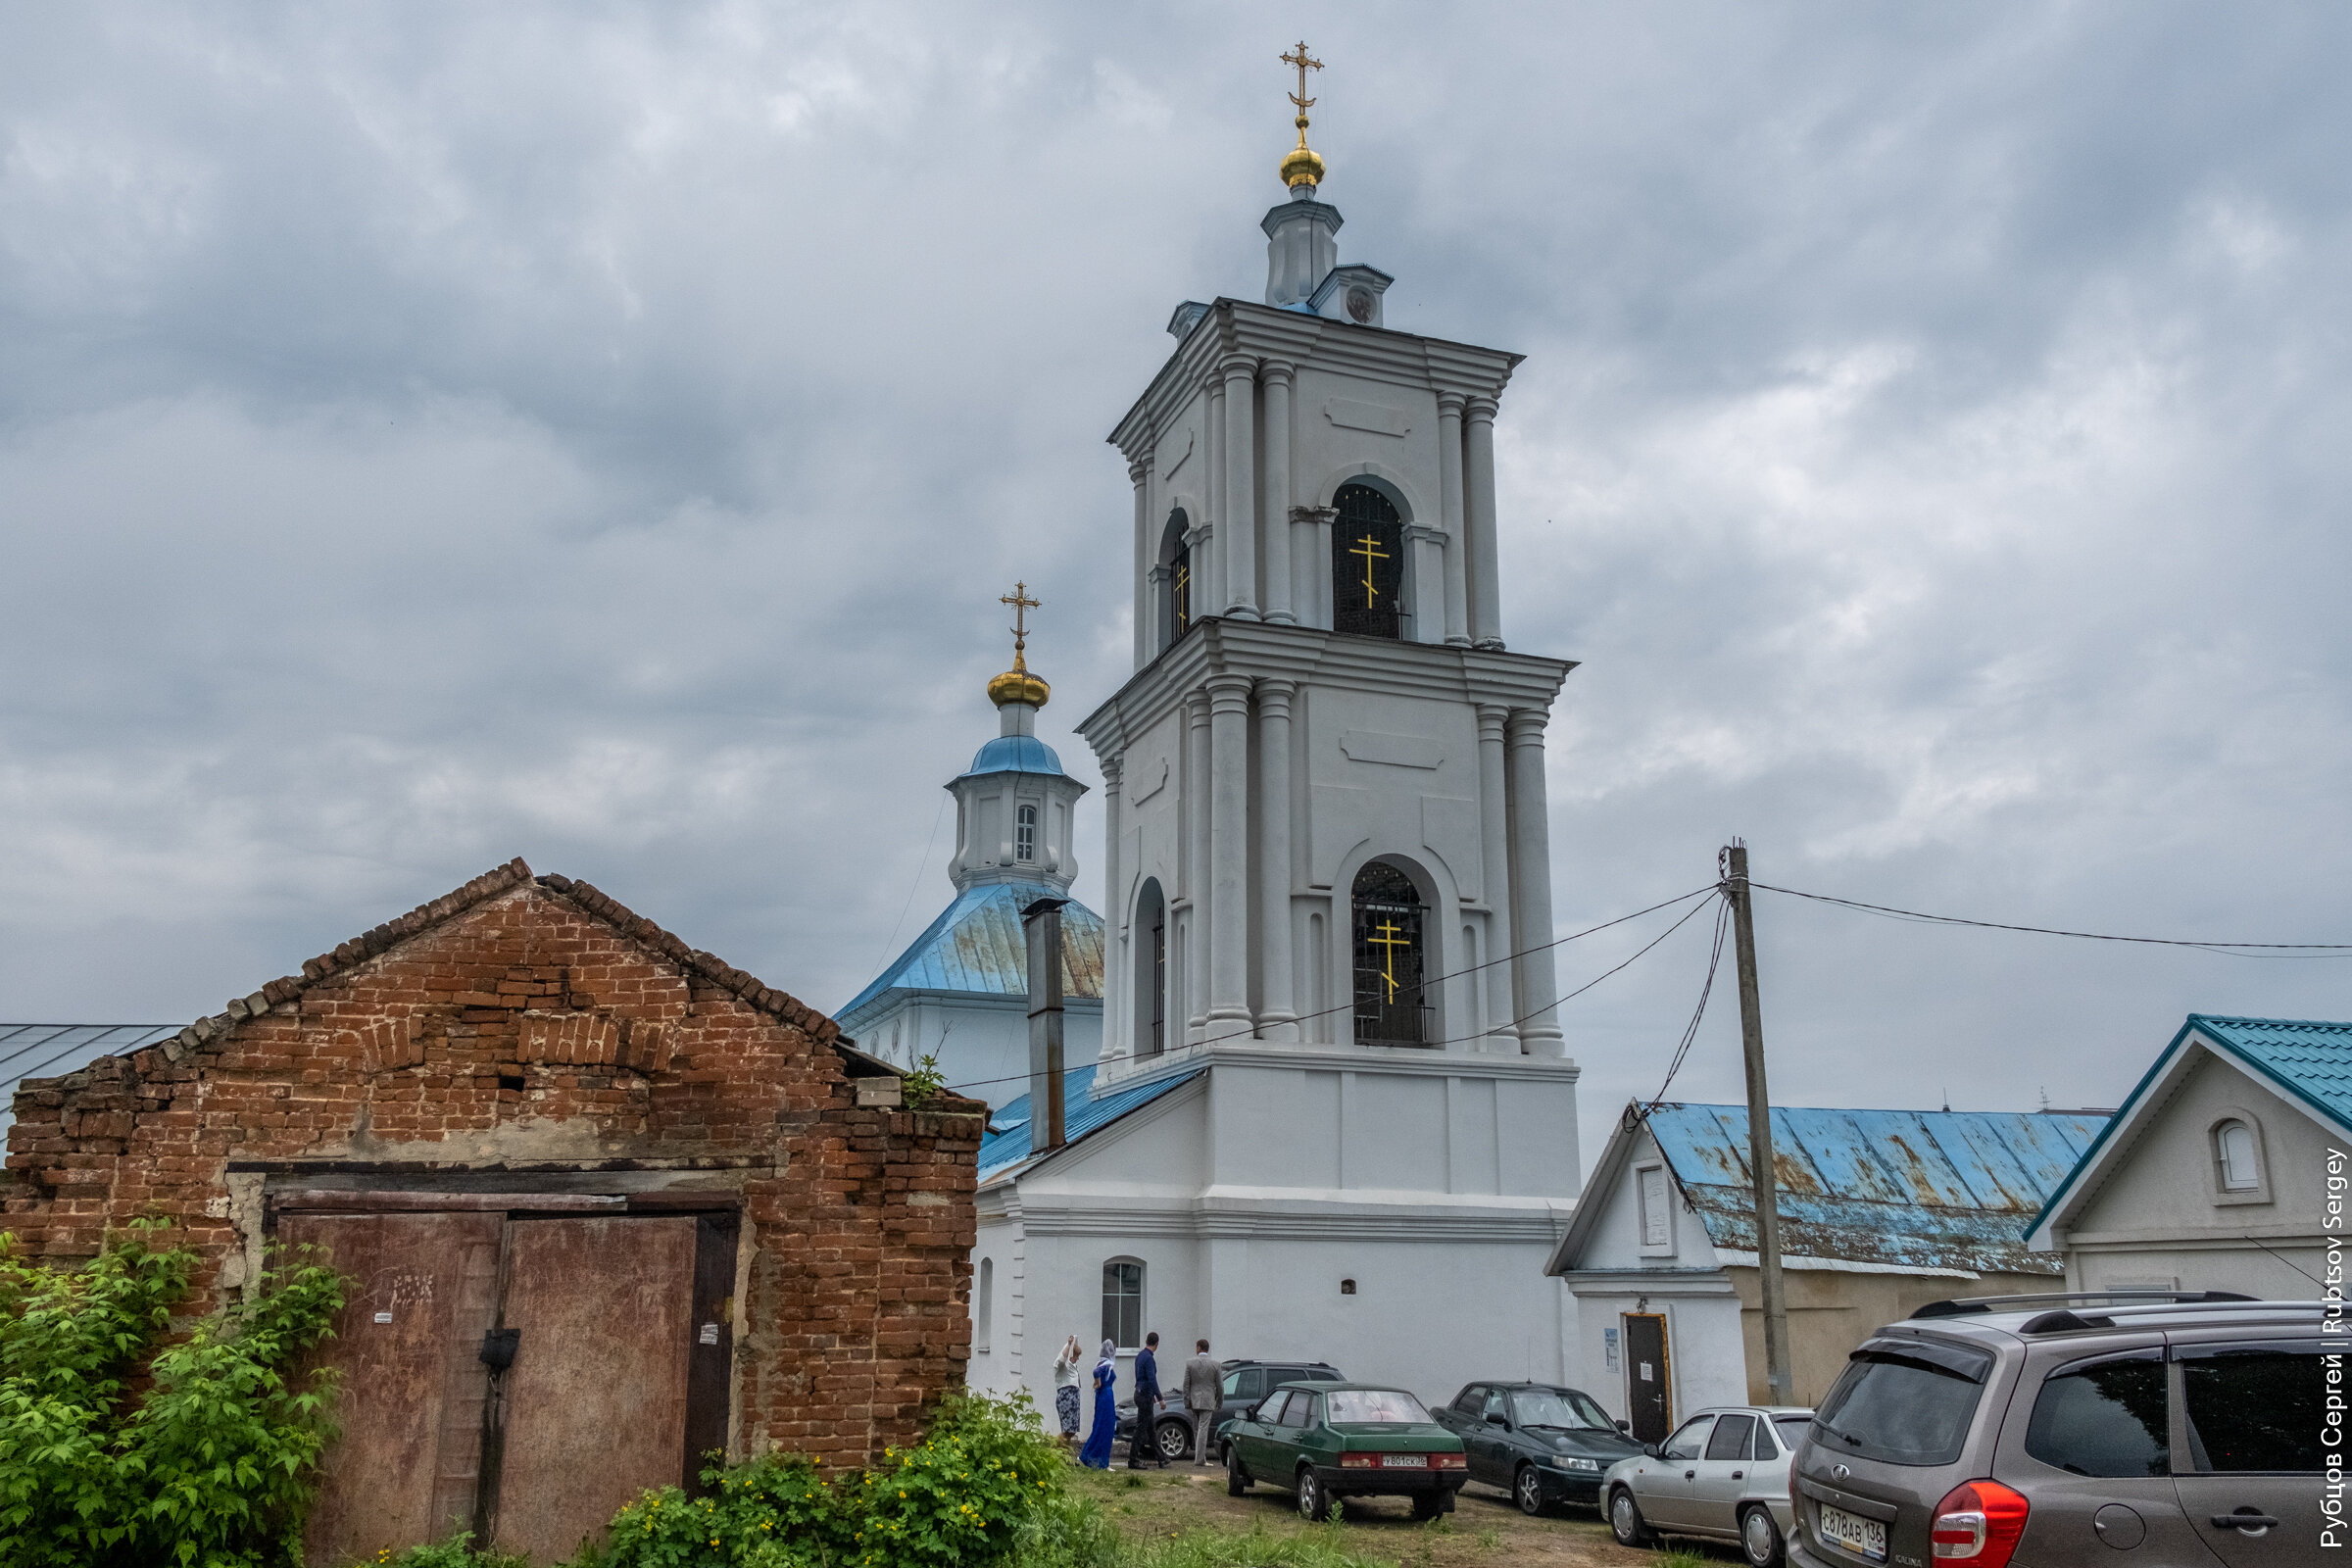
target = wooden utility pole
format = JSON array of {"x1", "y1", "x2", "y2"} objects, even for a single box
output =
[{"x1": 1725, "y1": 841, "x2": 1793, "y2": 1405}]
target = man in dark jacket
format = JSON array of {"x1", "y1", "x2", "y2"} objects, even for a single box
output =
[{"x1": 1126, "y1": 1331, "x2": 1167, "y2": 1468}]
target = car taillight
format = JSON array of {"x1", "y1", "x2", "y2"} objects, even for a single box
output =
[
  {"x1": 1432, "y1": 1452, "x2": 1466, "y2": 1469},
  {"x1": 1931, "y1": 1480, "x2": 2029, "y2": 1565},
  {"x1": 1340, "y1": 1453, "x2": 1377, "y2": 1468}
]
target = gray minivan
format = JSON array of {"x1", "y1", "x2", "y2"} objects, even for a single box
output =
[{"x1": 1788, "y1": 1294, "x2": 2325, "y2": 1568}]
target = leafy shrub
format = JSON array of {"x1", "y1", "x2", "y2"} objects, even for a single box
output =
[{"x1": 0, "y1": 1223, "x2": 345, "y2": 1568}]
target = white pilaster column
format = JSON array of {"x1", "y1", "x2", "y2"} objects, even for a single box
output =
[
  {"x1": 1219, "y1": 355, "x2": 1259, "y2": 619},
  {"x1": 1129, "y1": 457, "x2": 1152, "y2": 668},
  {"x1": 1438, "y1": 394, "x2": 1471, "y2": 647},
  {"x1": 1203, "y1": 378, "x2": 1227, "y2": 614},
  {"x1": 1182, "y1": 690, "x2": 1211, "y2": 1042},
  {"x1": 1259, "y1": 362, "x2": 1296, "y2": 624},
  {"x1": 1100, "y1": 755, "x2": 1125, "y2": 1060},
  {"x1": 1465, "y1": 396, "x2": 1504, "y2": 650},
  {"x1": 1204, "y1": 673, "x2": 1253, "y2": 1030},
  {"x1": 1404, "y1": 524, "x2": 1447, "y2": 645},
  {"x1": 1506, "y1": 710, "x2": 1563, "y2": 1056},
  {"x1": 1254, "y1": 678, "x2": 1299, "y2": 1041},
  {"x1": 1474, "y1": 706, "x2": 1518, "y2": 1051},
  {"x1": 1301, "y1": 505, "x2": 1336, "y2": 629}
]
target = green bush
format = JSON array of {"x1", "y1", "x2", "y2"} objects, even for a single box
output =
[{"x1": 0, "y1": 1223, "x2": 346, "y2": 1568}]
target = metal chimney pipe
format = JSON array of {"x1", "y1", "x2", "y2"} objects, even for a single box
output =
[{"x1": 1020, "y1": 896, "x2": 1068, "y2": 1152}]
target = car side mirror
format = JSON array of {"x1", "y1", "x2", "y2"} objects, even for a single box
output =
[
  {"x1": 1487, "y1": 1415, "x2": 1509, "y2": 1429},
  {"x1": 1616, "y1": 1420, "x2": 1631, "y2": 1433},
  {"x1": 1642, "y1": 1443, "x2": 1661, "y2": 1458}
]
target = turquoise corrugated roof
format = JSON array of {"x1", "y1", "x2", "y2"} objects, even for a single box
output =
[
  {"x1": 2028, "y1": 1014, "x2": 2352, "y2": 1242},
  {"x1": 1645, "y1": 1103, "x2": 2108, "y2": 1275},
  {"x1": 978, "y1": 1060, "x2": 1204, "y2": 1182},
  {"x1": 837, "y1": 883, "x2": 1103, "y2": 1024}
]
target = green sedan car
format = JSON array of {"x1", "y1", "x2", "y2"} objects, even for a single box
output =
[{"x1": 1221, "y1": 1382, "x2": 1469, "y2": 1521}]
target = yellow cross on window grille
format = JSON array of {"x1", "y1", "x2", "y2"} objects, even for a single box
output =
[
  {"x1": 1173, "y1": 562, "x2": 1190, "y2": 630},
  {"x1": 1366, "y1": 918, "x2": 1411, "y2": 1004},
  {"x1": 1350, "y1": 533, "x2": 1388, "y2": 607}
]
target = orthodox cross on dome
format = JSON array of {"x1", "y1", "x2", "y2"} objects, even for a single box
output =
[
  {"x1": 1366, "y1": 917, "x2": 1410, "y2": 1004},
  {"x1": 1349, "y1": 532, "x2": 1388, "y2": 606},
  {"x1": 1001, "y1": 581, "x2": 1041, "y2": 670},
  {"x1": 1277, "y1": 40, "x2": 1327, "y2": 190}
]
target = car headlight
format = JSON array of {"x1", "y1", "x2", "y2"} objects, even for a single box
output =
[{"x1": 1553, "y1": 1457, "x2": 1601, "y2": 1473}]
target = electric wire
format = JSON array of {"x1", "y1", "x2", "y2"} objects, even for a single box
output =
[
  {"x1": 1636, "y1": 891, "x2": 1733, "y2": 1117},
  {"x1": 940, "y1": 883, "x2": 1722, "y2": 1098},
  {"x1": 1748, "y1": 881, "x2": 2352, "y2": 956}
]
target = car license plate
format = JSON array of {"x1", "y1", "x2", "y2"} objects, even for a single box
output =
[
  {"x1": 1380, "y1": 1453, "x2": 1426, "y2": 1468},
  {"x1": 1817, "y1": 1504, "x2": 1887, "y2": 1563}
]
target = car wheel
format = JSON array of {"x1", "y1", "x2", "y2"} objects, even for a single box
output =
[
  {"x1": 1741, "y1": 1504, "x2": 1785, "y2": 1568},
  {"x1": 1155, "y1": 1419, "x2": 1190, "y2": 1463},
  {"x1": 1297, "y1": 1466, "x2": 1331, "y2": 1523},
  {"x1": 1226, "y1": 1446, "x2": 1250, "y2": 1496},
  {"x1": 1608, "y1": 1487, "x2": 1654, "y2": 1547},
  {"x1": 1514, "y1": 1464, "x2": 1546, "y2": 1516},
  {"x1": 1411, "y1": 1491, "x2": 1446, "y2": 1520}
]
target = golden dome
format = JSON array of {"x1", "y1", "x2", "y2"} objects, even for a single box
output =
[
  {"x1": 1280, "y1": 131, "x2": 1326, "y2": 191},
  {"x1": 988, "y1": 658, "x2": 1050, "y2": 710}
]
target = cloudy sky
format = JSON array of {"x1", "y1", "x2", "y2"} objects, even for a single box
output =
[{"x1": 4, "y1": 2, "x2": 2346, "y2": 1164}]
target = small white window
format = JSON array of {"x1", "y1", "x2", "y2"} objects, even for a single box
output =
[
  {"x1": 976, "y1": 1257, "x2": 994, "y2": 1353},
  {"x1": 1102, "y1": 1258, "x2": 1144, "y2": 1349},
  {"x1": 1638, "y1": 1164, "x2": 1672, "y2": 1250},
  {"x1": 2215, "y1": 1119, "x2": 2260, "y2": 1191},
  {"x1": 1016, "y1": 804, "x2": 1038, "y2": 863}
]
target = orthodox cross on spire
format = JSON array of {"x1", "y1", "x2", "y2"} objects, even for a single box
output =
[
  {"x1": 1001, "y1": 581, "x2": 1042, "y2": 670},
  {"x1": 1277, "y1": 40, "x2": 1327, "y2": 190}
]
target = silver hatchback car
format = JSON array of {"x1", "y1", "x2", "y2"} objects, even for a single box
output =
[{"x1": 1604, "y1": 1404, "x2": 1815, "y2": 1566}]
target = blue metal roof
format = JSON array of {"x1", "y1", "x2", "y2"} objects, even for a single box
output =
[
  {"x1": 977, "y1": 1060, "x2": 1204, "y2": 1183},
  {"x1": 964, "y1": 735, "x2": 1066, "y2": 777},
  {"x1": 2028, "y1": 1014, "x2": 2352, "y2": 1243},
  {"x1": 1644, "y1": 1102, "x2": 2108, "y2": 1276},
  {"x1": 837, "y1": 881, "x2": 1103, "y2": 1024},
  {"x1": 2, "y1": 1024, "x2": 178, "y2": 1134}
]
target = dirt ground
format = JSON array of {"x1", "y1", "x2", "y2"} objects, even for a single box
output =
[{"x1": 1067, "y1": 1462, "x2": 1740, "y2": 1567}]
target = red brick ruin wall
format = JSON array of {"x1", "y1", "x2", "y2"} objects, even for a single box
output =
[{"x1": 2, "y1": 867, "x2": 981, "y2": 1468}]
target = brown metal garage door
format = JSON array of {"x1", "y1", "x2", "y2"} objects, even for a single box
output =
[{"x1": 286, "y1": 1204, "x2": 726, "y2": 1568}]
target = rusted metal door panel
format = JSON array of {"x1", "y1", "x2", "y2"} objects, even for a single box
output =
[
  {"x1": 283, "y1": 1211, "x2": 503, "y2": 1567},
  {"x1": 491, "y1": 1215, "x2": 697, "y2": 1562}
]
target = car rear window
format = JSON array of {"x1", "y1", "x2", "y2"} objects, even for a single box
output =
[
  {"x1": 2025, "y1": 1350, "x2": 2167, "y2": 1478},
  {"x1": 1813, "y1": 1338, "x2": 1993, "y2": 1467},
  {"x1": 1327, "y1": 1390, "x2": 1432, "y2": 1424},
  {"x1": 2180, "y1": 1343, "x2": 2323, "y2": 1474}
]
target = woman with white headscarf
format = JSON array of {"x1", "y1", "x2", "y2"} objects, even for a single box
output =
[
  {"x1": 1052, "y1": 1335, "x2": 1085, "y2": 1449},
  {"x1": 1077, "y1": 1338, "x2": 1118, "y2": 1469}
]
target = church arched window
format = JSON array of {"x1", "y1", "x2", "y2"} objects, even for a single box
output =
[
  {"x1": 1332, "y1": 482, "x2": 1404, "y2": 639},
  {"x1": 1350, "y1": 860, "x2": 1427, "y2": 1046},
  {"x1": 1134, "y1": 878, "x2": 1168, "y2": 1058},
  {"x1": 1102, "y1": 1258, "x2": 1145, "y2": 1349},
  {"x1": 1161, "y1": 509, "x2": 1194, "y2": 649},
  {"x1": 1016, "y1": 804, "x2": 1037, "y2": 863}
]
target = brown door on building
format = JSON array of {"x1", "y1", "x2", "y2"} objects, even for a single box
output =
[
  {"x1": 1623, "y1": 1313, "x2": 1672, "y2": 1445},
  {"x1": 488, "y1": 1216, "x2": 698, "y2": 1562},
  {"x1": 286, "y1": 1204, "x2": 728, "y2": 1568},
  {"x1": 283, "y1": 1211, "x2": 504, "y2": 1561}
]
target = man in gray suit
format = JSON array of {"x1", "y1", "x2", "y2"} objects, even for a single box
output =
[{"x1": 1181, "y1": 1339, "x2": 1224, "y2": 1466}]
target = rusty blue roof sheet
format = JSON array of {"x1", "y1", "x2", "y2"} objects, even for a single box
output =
[
  {"x1": 2, "y1": 1024, "x2": 179, "y2": 1135},
  {"x1": 836, "y1": 882, "x2": 1103, "y2": 1027},
  {"x1": 1646, "y1": 1102, "x2": 2108, "y2": 1276},
  {"x1": 978, "y1": 1060, "x2": 1203, "y2": 1183}
]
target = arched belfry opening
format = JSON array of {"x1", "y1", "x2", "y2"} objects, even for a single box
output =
[
  {"x1": 1331, "y1": 482, "x2": 1404, "y2": 638},
  {"x1": 1159, "y1": 509, "x2": 1194, "y2": 651},
  {"x1": 1350, "y1": 859, "x2": 1427, "y2": 1046},
  {"x1": 1134, "y1": 877, "x2": 1168, "y2": 1058}
]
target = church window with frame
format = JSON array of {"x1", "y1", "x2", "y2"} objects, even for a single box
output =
[
  {"x1": 1161, "y1": 508, "x2": 1194, "y2": 649},
  {"x1": 1016, "y1": 804, "x2": 1037, "y2": 863},
  {"x1": 1102, "y1": 1258, "x2": 1145, "y2": 1349},
  {"x1": 1331, "y1": 482, "x2": 1404, "y2": 639},
  {"x1": 1350, "y1": 860, "x2": 1428, "y2": 1046}
]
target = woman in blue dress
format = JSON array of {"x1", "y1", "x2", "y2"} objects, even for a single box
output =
[{"x1": 1077, "y1": 1339, "x2": 1118, "y2": 1469}]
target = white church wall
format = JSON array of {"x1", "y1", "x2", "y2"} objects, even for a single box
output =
[{"x1": 852, "y1": 991, "x2": 1103, "y2": 1109}]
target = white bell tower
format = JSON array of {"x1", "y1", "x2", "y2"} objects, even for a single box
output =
[{"x1": 1077, "y1": 55, "x2": 1577, "y2": 1075}]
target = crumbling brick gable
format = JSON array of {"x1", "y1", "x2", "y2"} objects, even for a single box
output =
[{"x1": 2, "y1": 859, "x2": 981, "y2": 1470}]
